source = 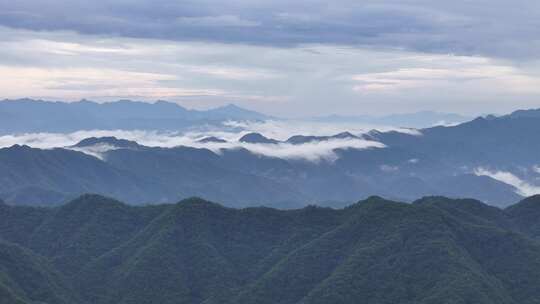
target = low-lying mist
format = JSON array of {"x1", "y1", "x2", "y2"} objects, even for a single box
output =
[{"x1": 0, "y1": 120, "x2": 419, "y2": 161}]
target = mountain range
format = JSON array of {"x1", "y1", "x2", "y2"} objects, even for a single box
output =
[
  {"x1": 0, "y1": 99, "x2": 269, "y2": 134},
  {"x1": 3, "y1": 108, "x2": 540, "y2": 207},
  {"x1": 1, "y1": 100, "x2": 540, "y2": 208},
  {"x1": 0, "y1": 99, "x2": 473, "y2": 135},
  {"x1": 1, "y1": 194, "x2": 540, "y2": 304}
]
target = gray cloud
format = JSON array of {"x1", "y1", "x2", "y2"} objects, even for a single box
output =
[
  {"x1": 1, "y1": 25, "x2": 540, "y2": 117},
  {"x1": 0, "y1": 0, "x2": 539, "y2": 59},
  {"x1": 1, "y1": 1, "x2": 540, "y2": 116}
]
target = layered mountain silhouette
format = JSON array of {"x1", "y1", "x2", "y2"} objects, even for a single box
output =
[
  {"x1": 2, "y1": 105, "x2": 540, "y2": 207},
  {"x1": 3, "y1": 112, "x2": 540, "y2": 207},
  {"x1": 0, "y1": 99, "x2": 472, "y2": 134},
  {"x1": 71, "y1": 137, "x2": 142, "y2": 149},
  {"x1": 311, "y1": 111, "x2": 471, "y2": 128},
  {"x1": 286, "y1": 132, "x2": 362, "y2": 144},
  {"x1": 1, "y1": 194, "x2": 540, "y2": 303},
  {"x1": 197, "y1": 136, "x2": 228, "y2": 143},
  {"x1": 0, "y1": 99, "x2": 270, "y2": 134},
  {"x1": 239, "y1": 132, "x2": 280, "y2": 144},
  {"x1": 238, "y1": 132, "x2": 362, "y2": 145},
  {"x1": 0, "y1": 138, "x2": 521, "y2": 207}
]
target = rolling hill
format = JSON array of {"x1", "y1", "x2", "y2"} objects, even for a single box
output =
[{"x1": 1, "y1": 194, "x2": 540, "y2": 303}]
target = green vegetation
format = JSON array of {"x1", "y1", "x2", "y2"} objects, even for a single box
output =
[
  {"x1": 1, "y1": 194, "x2": 540, "y2": 303},
  {"x1": 0, "y1": 240, "x2": 77, "y2": 304}
]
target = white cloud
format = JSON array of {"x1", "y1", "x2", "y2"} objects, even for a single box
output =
[
  {"x1": 0, "y1": 130, "x2": 183, "y2": 149},
  {"x1": 25, "y1": 39, "x2": 143, "y2": 56},
  {"x1": 0, "y1": 122, "x2": 389, "y2": 162},
  {"x1": 176, "y1": 15, "x2": 260, "y2": 27},
  {"x1": 474, "y1": 167, "x2": 540, "y2": 197},
  {"x1": 199, "y1": 139, "x2": 384, "y2": 162},
  {"x1": 222, "y1": 119, "x2": 420, "y2": 141},
  {"x1": 0, "y1": 65, "x2": 225, "y2": 100},
  {"x1": 2, "y1": 26, "x2": 540, "y2": 116},
  {"x1": 187, "y1": 65, "x2": 278, "y2": 80},
  {"x1": 70, "y1": 144, "x2": 121, "y2": 160},
  {"x1": 352, "y1": 63, "x2": 540, "y2": 94}
]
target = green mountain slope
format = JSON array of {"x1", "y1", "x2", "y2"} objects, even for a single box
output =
[
  {"x1": 1, "y1": 194, "x2": 540, "y2": 303},
  {"x1": 224, "y1": 198, "x2": 516, "y2": 304},
  {"x1": 77, "y1": 198, "x2": 344, "y2": 304},
  {"x1": 0, "y1": 240, "x2": 77, "y2": 304},
  {"x1": 506, "y1": 194, "x2": 540, "y2": 240},
  {"x1": 26, "y1": 194, "x2": 167, "y2": 275}
]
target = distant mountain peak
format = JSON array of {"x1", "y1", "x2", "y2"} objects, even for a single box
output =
[
  {"x1": 8, "y1": 144, "x2": 33, "y2": 151},
  {"x1": 207, "y1": 103, "x2": 270, "y2": 120},
  {"x1": 220, "y1": 103, "x2": 243, "y2": 110},
  {"x1": 239, "y1": 132, "x2": 279, "y2": 144},
  {"x1": 286, "y1": 132, "x2": 360, "y2": 145},
  {"x1": 361, "y1": 130, "x2": 383, "y2": 141},
  {"x1": 72, "y1": 137, "x2": 141, "y2": 149},
  {"x1": 153, "y1": 100, "x2": 188, "y2": 110},
  {"x1": 285, "y1": 135, "x2": 319, "y2": 144},
  {"x1": 331, "y1": 132, "x2": 359, "y2": 139},
  {"x1": 508, "y1": 108, "x2": 540, "y2": 119},
  {"x1": 346, "y1": 195, "x2": 401, "y2": 211},
  {"x1": 197, "y1": 136, "x2": 228, "y2": 143}
]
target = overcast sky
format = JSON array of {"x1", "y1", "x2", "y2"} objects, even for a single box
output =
[{"x1": 0, "y1": 0, "x2": 539, "y2": 117}]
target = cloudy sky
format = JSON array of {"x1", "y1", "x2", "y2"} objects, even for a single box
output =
[{"x1": 1, "y1": 0, "x2": 539, "y2": 117}]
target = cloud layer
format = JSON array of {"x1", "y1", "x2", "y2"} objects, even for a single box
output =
[
  {"x1": 1, "y1": 0, "x2": 539, "y2": 59},
  {"x1": 0, "y1": 120, "x2": 394, "y2": 161},
  {"x1": 0, "y1": 1, "x2": 540, "y2": 116},
  {"x1": 1, "y1": 26, "x2": 540, "y2": 116}
]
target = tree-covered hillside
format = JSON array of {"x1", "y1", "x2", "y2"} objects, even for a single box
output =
[{"x1": 1, "y1": 194, "x2": 540, "y2": 303}]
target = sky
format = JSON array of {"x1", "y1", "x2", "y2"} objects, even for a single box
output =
[{"x1": 1, "y1": 0, "x2": 540, "y2": 117}]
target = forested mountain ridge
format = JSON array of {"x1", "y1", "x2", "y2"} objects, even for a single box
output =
[{"x1": 1, "y1": 194, "x2": 540, "y2": 304}]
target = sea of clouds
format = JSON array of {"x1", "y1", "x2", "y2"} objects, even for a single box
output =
[{"x1": 0, "y1": 120, "x2": 421, "y2": 161}]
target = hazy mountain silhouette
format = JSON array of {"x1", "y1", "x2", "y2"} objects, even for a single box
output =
[
  {"x1": 71, "y1": 137, "x2": 142, "y2": 149},
  {"x1": 197, "y1": 136, "x2": 228, "y2": 143},
  {"x1": 311, "y1": 111, "x2": 471, "y2": 128},
  {"x1": 0, "y1": 99, "x2": 270, "y2": 134},
  {"x1": 239, "y1": 132, "x2": 280, "y2": 144},
  {"x1": 2, "y1": 108, "x2": 540, "y2": 207}
]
